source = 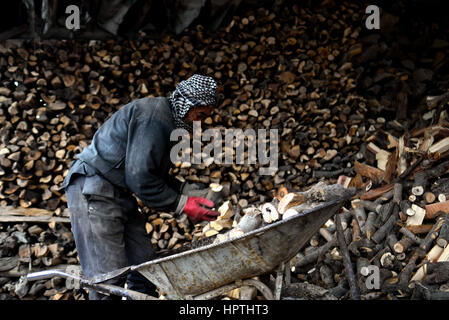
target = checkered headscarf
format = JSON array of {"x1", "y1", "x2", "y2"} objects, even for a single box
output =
[{"x1": 168, "y1": 74, "x2": 218, "y2": 131}]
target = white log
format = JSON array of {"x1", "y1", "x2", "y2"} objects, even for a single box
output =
[
  {"x1": 282, "y1": 208, "x2": 299, "y2": 220},
  {"x1": 411, "y1": 244, "x2": 445, "y2": 282},
  {"x1": 406, "y1": 204, "x2": 426, "y2": 226},
  {"x1": 429, "y1": 136, "x2": 449, "y2": 154}
]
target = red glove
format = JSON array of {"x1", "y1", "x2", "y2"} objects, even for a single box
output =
[{"x1": 182, "y1": 197, "x2": 219, "y2": 223}]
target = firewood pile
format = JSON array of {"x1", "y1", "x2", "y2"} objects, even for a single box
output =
[
  {"x1": 285, "y1": 110, "x2": 449, "y2": 300},
  {"x1": 1, "y1": 0, "x2": 449, "y2": 300}
]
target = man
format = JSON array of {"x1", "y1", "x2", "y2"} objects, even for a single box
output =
[{"x1": 62, "y1": 74, "x2": 220, "y2": 299}]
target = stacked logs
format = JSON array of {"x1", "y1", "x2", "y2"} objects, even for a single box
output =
[
  {"x1": 287, "y1": 106, "x2": 449, "y2": 300},
  {"x1": 0, "y1": 2, "x2": 382, "y2": 212},
  {"x1": 1, "y1": 0, "x2": 449, "y2": 300},
  {"x1": 0, "y1": 219, "x2": 83, "y2": 300}
]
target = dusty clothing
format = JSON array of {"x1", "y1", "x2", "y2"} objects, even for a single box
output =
[
  {"x1": 65, "y1": 175, "x2": 157, "y2": 300},
  {"x1": 62, "y1": 77, "x2": 218, "y2": 299},
  {"x1": 62, "y1": 97, "x2": 184, "y2": 299},
  {"x1": 62, "y1": 97, "x2": 183, "y2": 213}
]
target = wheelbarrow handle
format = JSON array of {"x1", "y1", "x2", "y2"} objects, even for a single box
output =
[
  {"x1": 27, "y1": 269, "x2": 81, "y2": 282},
  {"x1": 27, "y1": 269, "x2": 157, "y2": 300}
]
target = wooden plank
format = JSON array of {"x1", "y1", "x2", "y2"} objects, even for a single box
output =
[
  {"x1": 0, "y1": 216, "x2": 70, "y2": 223},
  {"x1": 0, "y1": 206, "x2": 54, "y2": 217},
  {"x1": 0, "y1": 205, "x2": 70, "y2": 223}
]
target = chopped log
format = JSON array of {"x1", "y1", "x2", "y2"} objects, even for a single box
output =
[
  {"x1": 429, "y1": 137, "x2": 449, "y2": 154},
  {"x1": 319, "y1": 228, "x2": 334, "y2": 243},
  {"x1": 425, "y1": 201, "x2": 449, "y2": 218},
  {"x1": 363, "y1": 211, "x2": 377, "y2": 240},
  {"x1": 294, "y1": 231, "x2": 344, "y2": 269},
  {"x1": 277, "y1": 193, "x2": 307, "y2": 214},
  {"x1": 437, "y1": 193, "x2": 449, "y2": 202},
  {"x1": 423, "y1": 262, "x2": 449, "y2": 284},
  {"x1": 261, "y1": 202, "x2": 279, "y2": 223},
  {"x1": 354, "y1": 161, "x2": 384, "y2": 185},
  {"x1": 393, "y1": 183, "x2": 403, "y2": 204},
  {"x1": 385, "y1": 233, "x2": 399, "y2": 252},
  {"x1": 351, "y1": 219, "x2": 361, "y2": 243},
  {"x1": 425, "y1": 160, "x2": 449, "y2": 181},
  {"x1": 0, "y1": 256, "x2": 19, "y2": 272},
  {"x1": 281, "y1": 282, "x2": 337, "y2": 300},
  {"x1": 382, "y1": 252, "x2": 418, "y2": 294},
  {"x1": 411, "y1": 243, "x2": 446, "y2": 282},
  {"x1": 419, "y1": 217, "x2": 444, "y2": 252},
  {"x1": 437, "y1": 244, "x2": 449, "y2": 262},
  {"x1": 424, "y1": 192, "x2": 436, "y2": 204},
  {"x1": 360, "y1": 184, "x2": 394, "y2": 201},
  {"x1": 380, "y1": 252, "x2": 395, "y2": 268},
  {"x1": 379, "y1": 202, "x2": 395, "y2": 223},
  {"x1": 351, "y1": 200, "x2": 366, "y2": 228},
  {"x1": 360, "y1": 200, "x2": 382, "y2": 214},
  {"x1": 426, "y1": 92, "x2": 449, "y2": 109},
  {"x1": 282, "y1": 208, "x2": 299, "y2": 220},
  {"x1": 411, "y1": 171, "x2": 428, "y2": 197},
  {"x1": 436, "y1": 238, "x2": 448, "y2": 248},
  {"x1": 335, "y1": 213, "x2": 360, "y2": 300},
  {"x1": 438, "y1": 215, "x2": 449, "y2": 242},
  {"x1": 276, "y1": 186, "x2": 289, "y2": 201},
  {"x1": 400, "y1": 200, "x2": 415, "y2": 217},
  {"x1": 372, "y1": 205, "x2": 398, "y2": 244},
  {"x1": 399, "y1": 227, "x2": 423, "y2": 245},
  {"x1": 319, "y1": 264, "x2": 335, "y2": 288},
  {"x1": 393, "y1": 236, "x2": 414, "y2": 254},
  {"x1": 348, "y1": 238, "x2": 376, "y2": 257},
  {"x1": 406, "y1": 204, "x2": 426, "y2": 226}
]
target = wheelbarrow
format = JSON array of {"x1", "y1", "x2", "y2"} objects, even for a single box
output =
[{"x1": 26, "y1": 196, "x2": 352, "y2": 300}]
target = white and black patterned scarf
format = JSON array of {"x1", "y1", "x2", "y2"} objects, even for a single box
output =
[{"x1": 168, "y1": 74, "x2": 218, "y2": 131}]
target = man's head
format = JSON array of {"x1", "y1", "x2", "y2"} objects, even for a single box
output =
[{"x1": 168, "y1": 74, "x2": 218, "y2": 131}]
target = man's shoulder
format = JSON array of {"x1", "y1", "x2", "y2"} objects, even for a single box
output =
[
  {"x1": 128, "y1": 97, "x2": 173, "y2": 127},
  {"x1": 131, "y1": 97, "x2": 170, "y2": 113}
]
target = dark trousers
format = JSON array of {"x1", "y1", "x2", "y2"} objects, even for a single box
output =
[{"x1": 65, "y1": 174, "x2": 157, "y2": 300}]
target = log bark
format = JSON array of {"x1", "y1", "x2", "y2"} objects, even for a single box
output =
[
  {"x1": 372, "y1": 205, "x2": 398, "y2": 244},
  {"x1": 335, "y1": 213, "x2": 360, "y2": 300},
  {"x1": 281, "y1": 283, "x2": 337, "y2": 300}
]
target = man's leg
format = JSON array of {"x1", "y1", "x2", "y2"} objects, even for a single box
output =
[
  {"x1": 120, "y1": 194, "x2": 158, "y2": 296},
  {"x1": 66, "y1": 175, "x2": 128, "y2": 300}
]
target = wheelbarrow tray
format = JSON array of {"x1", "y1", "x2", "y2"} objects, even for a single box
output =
[{"x1": 132, "y1": 197, "x2": 349, "y2": 299}]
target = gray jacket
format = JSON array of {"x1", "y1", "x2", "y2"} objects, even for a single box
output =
[{"x1": 62, "y1": 97, "x2": 185, "y2": 213}]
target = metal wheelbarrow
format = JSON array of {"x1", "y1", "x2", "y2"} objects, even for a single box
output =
[{"x1": 27, "y1": 196, "x2": 350, "y2": 300}]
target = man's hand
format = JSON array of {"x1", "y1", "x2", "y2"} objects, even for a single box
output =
[
  {"x1": 181, "y1": 182, "x2": 228, "y2": 206},
  {"x1": 182, "y1": 197, "x2": 219, "y2": 223}
]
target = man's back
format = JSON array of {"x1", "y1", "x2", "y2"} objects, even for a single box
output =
[{"x1": 63, "y1": 97, "x2": 180, "y2": 212}]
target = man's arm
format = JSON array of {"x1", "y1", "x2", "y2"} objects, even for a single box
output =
[
  {"x1": 165, "y1": 172, "x2": 184, "y2": 194},
  {"x1": 125, "y1": 109, "x2": 186, "y2": 214},
  {"x1": 124, "y1": 99, "x2": 218, "y2": 222}
]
